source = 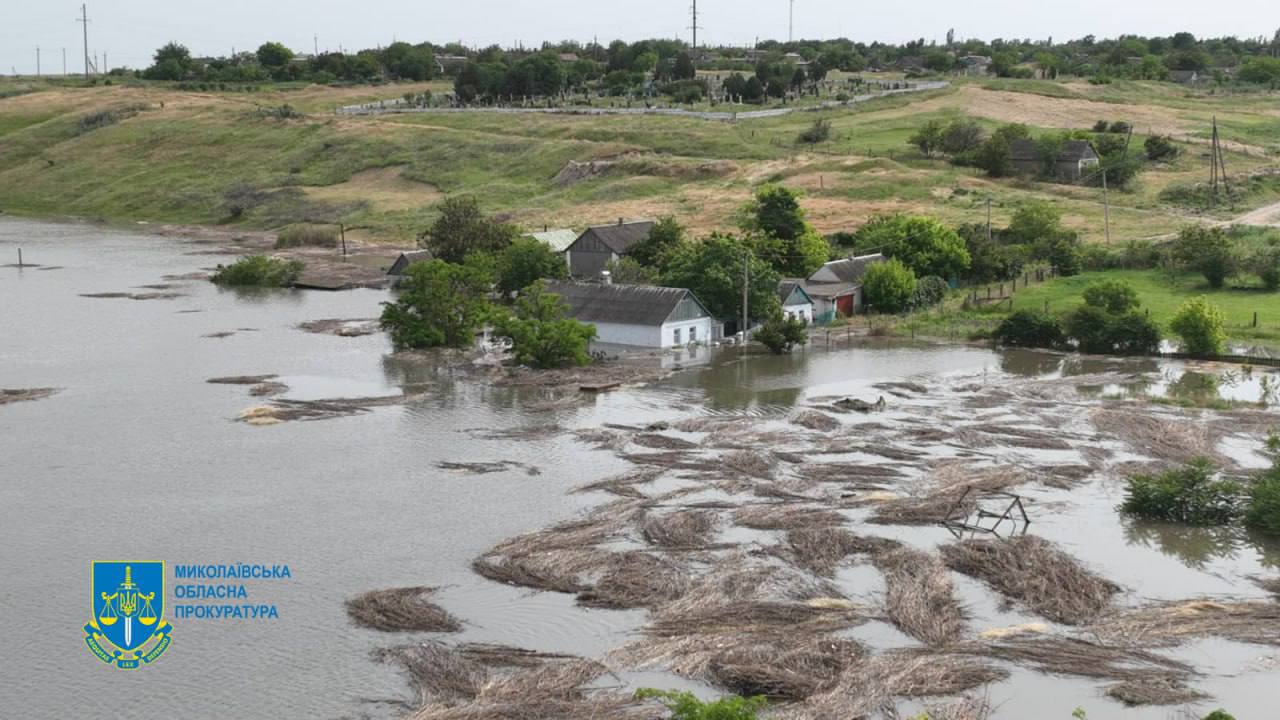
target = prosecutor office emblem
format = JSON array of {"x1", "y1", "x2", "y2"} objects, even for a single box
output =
[{"x1": 85, "y1": 561, "x2": 173, "y2": 669}]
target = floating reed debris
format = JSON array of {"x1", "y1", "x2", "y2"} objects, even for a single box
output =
[
  {"x1": 0, "y1": 387, "x2": 59, "y2": 406},
  {"x1": 640, "y1": 509, "x2": 716, "y2": 549},
  {"x1": 207, "y1": 374, "x2": 278, "y2": 385},
  {"x1": 377, "y1": 642, "x2": 644, "y2": 720},
  {"x1": 734, "y1": 504, "x2": 846, "y2": 530},
  {"x1": 870, "y1": 463, "x2": 1026, "y2": 526},
  {"x1": 875, "y1": 547, "x2": 965, "y2": 645},
  {"x1": 799, "y1": 462, "x2": 905, "y2": 486},
  {"x1": 722, "y1": 449, "x2": 778, "y2": 479},
  {"x1": 1091, "y1": 407, "x2": 1225, "y2": 466},
  {"x1": 574, "y1": 469, "x2": 664, "y2": 498},
  {"x1": 631, "y1": 433, "x2": 699, "y2": 450},
  {"x1": 781, "y1": 527, "x2": 899, "y2": 576},
  {"x1": 974, "y1": 635, "x2": 1194, "y2": 682},
  {"x1": 707, "y1": 636, "x2": 864, "y2": 700},
  {"x1": 453, "y1": 643, "x2": 576, "y2": 668},
  {"x1": 346, "y1": 587, "x2": 461, "y2": 633},
  {"x1": 791, "y1": 410, "x2": 841, "y2": 432},
  {"x1": 471, "y1": 550, "x2": 605, "y2": 594},
  {"x1": 941, "y1": 536, "x2": 1119, "y2": 625},
  {"x1": 1088, "y1": 599, "x2": 1280, "y2": 647},
  {"x1": 437, "y1": 460, "x2": 541, "y2": 476},
  {"x1": 576, "y1": 552, "x2": 690, "y2": 609},
  {"x1": 923, "y1": 696, "x2": 992, "y2": 720},
  {"x1": 1106, "y1": 678, "x2": 1207, "y2": 706},
  {"x1": 792, "y1": 650, "x2": 1008, "y2": 718}
]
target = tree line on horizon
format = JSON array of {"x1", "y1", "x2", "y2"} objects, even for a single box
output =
[{"x1": 116, "y1": 28, "x2": 1280, "y2": 91}]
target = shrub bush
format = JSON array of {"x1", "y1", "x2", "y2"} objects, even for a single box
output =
[
  {"x1": 755, "y1": 314, "x2": 809, "y2": 354},
  {"x1": 1173, "y1": 226, "x2": 1237, "y2": 289},
  {"x1": 908, "y1": 275, "x2": 950, "y2": 310},
  {"x1": 1245, "y1": 462, "x2": 1280, "y2": 536},
  {"x1": 1144, "y1": 135, "x2": 1179, "y2": 162},
  {"x1": 210, "y1": 255, "x2": 303, "y2": 287},
  {"x1": 1082, "y1": 280, "x2": 1139, "y2": 314},
  {"x1": 798, "y1": 118, "x2": 832, "y2": 144},
  {"x1": 1121, "y1": 458, "x2": 1245, "y2": 525},
  {"x1": 274, "y1": 223, "x2": 337, "y2": 248},
  {"x1": 635, "y1": 689, "x2": 766, "y2": 720},
  {"x1": 1170, "y1": 296, "x2": 1227, "y2": 356},
  {"x1": 861, "y1": 258, "x2": 917, "y2": 313},
  {"x1": 993, "y1": 309, "x2": 1064, "y2": 348},
  {"x1": 493, "y1": 281, "x2": 596, "y2": 368}
]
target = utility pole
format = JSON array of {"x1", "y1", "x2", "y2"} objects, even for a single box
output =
[
  {"x1": 77, "y1": 4, "x2": 90, "y2": 80},
  {"x1": 62, "y1": 47, "x2": 67, "y2": 75},
  {"x1": 986, "y1": 198, "x2": 993, "y2": 243},
  {"x1": 741, "y1": 254, "x2": 750, "y2": 347},
  {"x1": 789, "y1": 0, "x2": 795, "y2": 43},
  {"x1": 1102, "y1": 171, "x2": 1111, "y2": 245},
  {"x1": 36, "y1": 47, "x2": 40, "y2": 77},
  {"x1": 689, "y1": 0, "x2": 701, "y2": 50},
  {"x1": 314, "y1": 34, "x2": 319, "y2": 56}
]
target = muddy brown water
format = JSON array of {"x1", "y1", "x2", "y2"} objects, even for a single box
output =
[{"x1": 2, "y1": 217, "x2": 1278, "y2": 719}]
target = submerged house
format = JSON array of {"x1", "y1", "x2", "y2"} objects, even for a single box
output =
[
  {"x1": 777, "y1": 281, "x2": 815, "y2": 324},
  {"x1": 387, "y1": 250, "x2": 434, "y2": 276},
  {"x1": 1009, "y1": 138, "x2": 1100, "y2": 182},
  {"x1": 799, "y1": 253, "x2": 885, "y2": 320},
  {"x1": 564, "y1": 219, "x2": 655, "y2": 278},
  {"x1": 545, "y1": 281, "x2": 715, "y2": 348}
]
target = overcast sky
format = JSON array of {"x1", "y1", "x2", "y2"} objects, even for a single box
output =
[{"x1": 3, "y1": 0, "x2": 1277, "y2": 75}]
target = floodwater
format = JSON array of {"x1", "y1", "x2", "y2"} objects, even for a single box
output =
[{"x1": 2, "y1": 217, "x2": 1278, "y2": 719}]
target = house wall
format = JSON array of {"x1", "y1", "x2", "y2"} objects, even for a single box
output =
[
  {"x1": 783, "y1": 302, "x2": 814, "y2": 323},
  {"x1": 590, "y1": 321, "x2": 661, "y2": 347},
  {"x1": 660, "y1": 317, "x2": 714, "y2": 347}
]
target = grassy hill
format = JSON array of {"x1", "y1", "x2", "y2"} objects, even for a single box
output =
[{"x1": 1, "y1": 76, "x2": 1278, "y2": 245}]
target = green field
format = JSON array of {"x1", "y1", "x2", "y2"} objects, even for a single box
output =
[
  {"x1": 897, "y1": 268, "x2": 1280, "y2": 350},
  {"x1": 0, "y1": 75, "x2": 1278, "y2": 246}
]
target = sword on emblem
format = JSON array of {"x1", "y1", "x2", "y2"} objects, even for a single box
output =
[{"x1": 99, "y1": 565, "x2": 158, "y2": 648}]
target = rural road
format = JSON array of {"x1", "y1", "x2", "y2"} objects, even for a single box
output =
[{"x1": 1231, "y1": 199, "x2": 1280, "y2": 228}]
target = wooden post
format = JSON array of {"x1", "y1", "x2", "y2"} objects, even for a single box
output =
[
  {"x1": 340, "y1": 223, "x2": 347, "y2": 257},
  {"x1": 17, "y1": 248, "x2": 22, "y2": 267},
  {"x1": 1254, "y1": 311, "x2": 1259, "y2": 328}
]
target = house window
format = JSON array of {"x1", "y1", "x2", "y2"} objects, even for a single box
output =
[
  {"x1": 689, "y1": 326, "x2": 697, "y2": 343},
  {"x1": 673, "y1": 328, "x2": 682, "y2": 345}
]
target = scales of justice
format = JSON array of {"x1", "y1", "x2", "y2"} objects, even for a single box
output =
[{"x1": 97, "y1": 565, "x2": 158, "y2": 648}]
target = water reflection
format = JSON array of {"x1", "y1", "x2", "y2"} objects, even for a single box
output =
[
  {"x1": 1123, "y1": 518, "x2": 1280, "y2": 570},
  {"x1": 1167, "y1": 371, "x2": 1221, "y2": 406}
]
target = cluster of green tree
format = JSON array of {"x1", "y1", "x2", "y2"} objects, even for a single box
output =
[
  {"x1": 994, "y1": 281, "x2": 1232, "y2": 357},
  {"x1": 1121, "y1": 434, "x2": 1280, "y2": 537},
  {"x1": 210, "y1": 255, "x2": 303, "y2": 286},
  {"x1": 994, "y1": 280, "x2": 1162, "y2": 354},
  {"x1": 378, "y1": 196, "x2": 594, "y2": 368},
  {"x1": 141, "y1": 40, "x2": 439, "y2": 83},
  {"x1": 129, "y1": 28, "x2": 1280, "y2": 90},
  {"x1": 1172, "y1": 226, "x2": 1280, "y2": 291},
  {"x1": 910, "y1": 119, "x2": 1162, "y2": 188}
]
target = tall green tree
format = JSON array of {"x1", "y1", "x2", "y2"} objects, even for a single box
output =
[
  {"x1": 144, "y1": 42, "x2": 193, "y2": 80},
  {"x1": 421, "y1": 196, "x2": 517, "y2": 263},
  {"x1": 493, "y1": 281, "x2": 596, "y2": 368},
  {"x1": 742, "y1": 185, "x2": 828, "y2": 277},
  {"x1": 661, "y1": 233, "x2": 780, "y2": 323},
  {"x1": 256, "y1": 42, "x2": 294, "y2": 69},
  {"x1": 1173, "y1": 226, "x2": 1237, "y2": 289},
  {"x1": 629, "y1": 216, "x2": 686, "y2": 268},
  {"x1": 494, "y1": 237, "x2": 568, "y2": 296},
  {"x1": 379, "y1": 260, "x2": 492, "y2": 349},
  {"x1": 854, "y1": 215, "x2": 970, "y2": 279}
]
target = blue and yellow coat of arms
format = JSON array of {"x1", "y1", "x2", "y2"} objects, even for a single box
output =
[{"x1": 85, "y1": 561, "x2": 173, "y2": 669}]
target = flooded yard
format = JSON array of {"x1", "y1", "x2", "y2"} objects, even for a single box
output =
[{"x1": 2, "y1": 217, "x2": 1278, "y2": 719}]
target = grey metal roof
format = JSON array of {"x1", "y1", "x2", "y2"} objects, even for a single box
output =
[
  {"x1": 572, "y1": 220, "x2": 656, "y2": 254},
  {"x1": 812, "y1": 253, "x2": 883, "y2": 284},
  {"x1": 387, "y1": 250, "x2": 434, "y2": 275},
  {"x1": 778, "y1": 280, "x2": 814, "y2": 306},
  {"x1": 528, "y1": 228, "x2": 578, "y2": 253},
  {"x1": 544, "y1": 281, "x2": 708, "y2": 326},
  {"x1": 799, "y1": 281, "x2": 860, "y2": 300}
]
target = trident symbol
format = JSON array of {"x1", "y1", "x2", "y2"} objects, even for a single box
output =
[{"x1": 98, "y1": 565, "x2": 157, "y2": 648}]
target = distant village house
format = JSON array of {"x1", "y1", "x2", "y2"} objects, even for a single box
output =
[
  {"x1": 777, "y1": 281, "x2": 815, "y2": 324},
  {"x1": 796, "y1": 253, "x2": 885, "y2": 320},
  {"x1": 1009, "y1": 138, "x2": 1100, "y2": 182},
  {"x1": 564, "y1": 219, "x2": 655, "y2": 278}
]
